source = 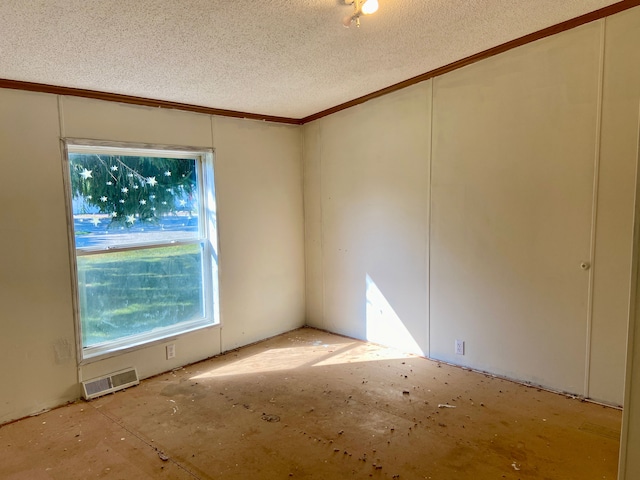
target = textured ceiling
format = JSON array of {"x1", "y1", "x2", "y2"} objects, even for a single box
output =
[{"x1": 0, "y1": 0, "x2": 623, "y2": 119}]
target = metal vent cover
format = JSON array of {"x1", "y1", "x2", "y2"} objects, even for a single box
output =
[{"x1": 82, "y1": 367, "x2": 139, "y2": 400}]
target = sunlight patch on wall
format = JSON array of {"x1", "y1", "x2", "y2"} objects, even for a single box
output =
[{"x1": 366, "y1": 274, "x2": 424, "y2": 356}]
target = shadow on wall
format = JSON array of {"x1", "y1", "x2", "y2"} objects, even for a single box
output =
[{"x1": 365, "y1": 274, "x2": 424, "y2": 356}]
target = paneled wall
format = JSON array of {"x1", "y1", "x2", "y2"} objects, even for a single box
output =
[
  {"x1": 592, "y1": 6, "x2": 640, "y2": 403},
  {"x1": 304, "y1": 82, "x2": 431, "y2": 356},
  {"x1": 0, "y1": 91, "x2": 305, "y2": 424},
  {"x1": 0, "y1": 90, "x2": 78, "y2": 419},
  {"x1": 430, "y1": 21, "x2": 600, "y2": 395},
  {"x1": 615, "y1": 8, "x2": 640, "y2": 480},
  {"x1": 304, "y1": 7, "x2": 640, "y2": 407}
]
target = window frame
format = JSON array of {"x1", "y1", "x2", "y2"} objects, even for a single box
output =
[{"x1": 62, "y1": 139, "x2": 220, "y2": 364}]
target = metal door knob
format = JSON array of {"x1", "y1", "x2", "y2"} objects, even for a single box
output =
[{"x1": 580, "y1": 262, "x2": 591, "y2": 270}]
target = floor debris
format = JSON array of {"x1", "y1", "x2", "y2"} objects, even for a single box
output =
[
  {"x1": 0, "y1": 328, "x2": 622, "y2": 480},
  {"x1": 261, "y1": 414, "x2": 280, "y2": 423}
]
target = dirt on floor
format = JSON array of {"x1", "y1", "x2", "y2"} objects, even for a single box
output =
[{"x1": 0, "y1": 327, "x2": 622, "y2": 479}]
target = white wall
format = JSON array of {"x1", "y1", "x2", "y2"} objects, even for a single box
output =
[
  {"x1": 212, "y1": 116, "x2": 305, "y2": 351},
  {"x1": 0, "y1": 90, "x2": 305, "y2": 424},
  {"x1": 614, "y1": 10, "x2": 640, "y2": 480},
  {"x1": 592, "y1": 6, "x2": 640, "y2": 405},
  {"x1": 620, "y1": 123, "x2": 640, "y2": 480},
  {"x1": 304, "y1": 82, "x2": 431, "y2": 356},
  {"x1": 0, "y1": 90, "x2": 78, "y2": 419},
  {"x1": 304, "y1": 7, "x2": 640, "y2": 406},
  {"x1": 430, "y1": 22, "x2": 600, "y2": 395}
]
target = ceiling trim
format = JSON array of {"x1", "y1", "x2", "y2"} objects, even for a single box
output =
[
  {"x1": 0, "y1": 78, "x2": 302, "y2": 125},
  {"x1": 300, "y1": 0, "x2": 640, "y2": 124},
  {"x1": 0, "y1": 0, "x2": 638, "y2": 126}
]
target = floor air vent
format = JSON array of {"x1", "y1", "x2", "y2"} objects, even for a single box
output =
[{"x1": 82, "y1": 367, "x2": 139, "y2": 400}]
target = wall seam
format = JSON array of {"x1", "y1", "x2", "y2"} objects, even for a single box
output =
[
  {"x1": 427, "y1": 79, "x2": 435, "y2": 359},
  {"x1": 584, "y1": 19, "x2": 606, "y2": 398},
  {"x1": 319, "y1": 121, "x2": 326, "y2": 330}
]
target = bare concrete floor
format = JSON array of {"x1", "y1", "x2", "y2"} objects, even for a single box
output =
[{"x1": 0, "y1": 327, "x2": 622, "y2": 479}]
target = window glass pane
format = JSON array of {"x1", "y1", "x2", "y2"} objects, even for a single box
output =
[
  {"x1": 65, "y1": 145, "x2": 217, "y2": 358},
  {"x1": 69, "y1": 153, "x2": 200, "y2": 249},
  {"x1": 77, "y1": 244, "x2": 205, "y2": 348}
]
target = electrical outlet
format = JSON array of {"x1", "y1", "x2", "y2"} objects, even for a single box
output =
[
  {"x1": 166, "y1": 344, "x2": 176, "y2": 360},
  {"x1": 455, "y1": 339, "x2": 465, "y2": 355}
]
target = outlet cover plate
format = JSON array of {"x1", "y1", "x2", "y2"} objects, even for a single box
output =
[
  {"x1": 455, "y1": 340, "x2": 464, "y2": 355},
  {"x1": 166, "y1": 344, "x2": 176, "y2": 360}
]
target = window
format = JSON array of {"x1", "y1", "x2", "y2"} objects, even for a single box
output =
[{"x1": 64, "y1": 141, "x2": 219, "y2": 360}]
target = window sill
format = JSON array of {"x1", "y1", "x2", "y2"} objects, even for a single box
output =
[{"x1": 78, "y1": 320, "x2": 220, "y2": 366}]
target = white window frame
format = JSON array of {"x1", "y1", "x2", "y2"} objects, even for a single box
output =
[{"x1": 62, "y1": 139, "x2": 220, "y2": 363}]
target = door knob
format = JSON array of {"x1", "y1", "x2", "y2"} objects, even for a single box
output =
[{"x1": 580, "y1": 261, "x2": 591, "y2": 270}]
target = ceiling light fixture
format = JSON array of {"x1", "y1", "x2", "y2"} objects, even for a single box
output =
[{"x1": 343, "y1": 0, "x2": 379, "y2": 28}]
